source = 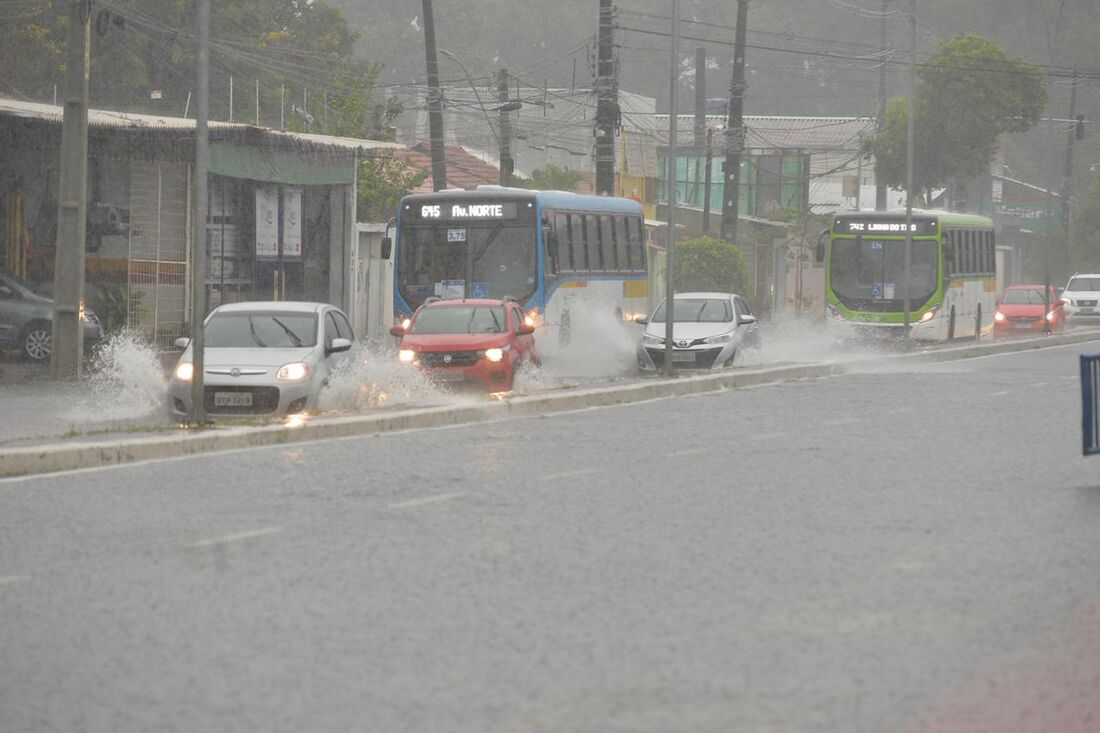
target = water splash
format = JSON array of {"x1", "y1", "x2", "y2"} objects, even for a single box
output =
[
  {"x1": 537, "y1": 298, "x2": 640, "y2": 382},
  {"x1": 64, "y1": 330, "x2": 170, "y2": 426},
  {"x1": 318, "y1": 344, "x2": 443, "y2": 413}
]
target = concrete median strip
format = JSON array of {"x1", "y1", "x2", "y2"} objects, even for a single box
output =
[{"x1": 2, "y1": 330, "x2": 1099, "y2": 479}]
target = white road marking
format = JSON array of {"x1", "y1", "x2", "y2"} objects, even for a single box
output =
[
  {"x1": 0, "y1": 575, "x2": 27, "y2": 586},
  {"x1": 990, "y1": 390, "x2": 1010, "y2": 396},
  {"x1": 667, "y1": 448, "x2": 709, "y2": 457},
  {"x1": 187, "y1": 526, "x2": 283, "y2": 549},
  {"x1": 1030, "y1": 381, "x2": 1049, "y2": 387},
  {"x1": 750, "y1": 431, "x2": 787, "y2": 441},
  {"x1": 537, "y1": 468, "x2": 602, "y2": 481},
  {"x1": 388, "y1": 492, "x2": 467, "y2": 510}
]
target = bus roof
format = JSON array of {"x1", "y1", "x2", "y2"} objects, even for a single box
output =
[
  {"x1": 833, "y1": 209, "x2": 994, "y2": 228},
  {"x1": 399, "y1": 186, "x2": 643, "y2": 215}
]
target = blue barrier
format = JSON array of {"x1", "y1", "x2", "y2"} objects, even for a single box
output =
[{"x1": 1081, "y1": 354, "x2": 1100, "y2": 455}]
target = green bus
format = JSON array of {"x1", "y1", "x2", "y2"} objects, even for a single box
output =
[{"x1": 817, "y1": 210, "x2": 997, "y2": 340}]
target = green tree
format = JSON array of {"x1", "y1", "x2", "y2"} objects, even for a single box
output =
[
  {"x1": 510, "y1": 165, "x2": 587, "y2": 192},
  {"x1": 870, "y1": 34, "x2": 1046, "y2": 198},
  {"x1": 356, "y1": 151, "x2": 427, "y2": 221},
  {"x1": 671, "y1": 236, "x2": 749, "y2": 295}
]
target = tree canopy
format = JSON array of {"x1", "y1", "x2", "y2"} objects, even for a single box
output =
[
  {"x1": 871, "y1": 34, "x2": 1046, "y2": 197},
  {"x1": 671, "y1": 236, "x2": 749, "y2": 295}
]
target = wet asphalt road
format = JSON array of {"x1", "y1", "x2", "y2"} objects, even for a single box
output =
[{"x1": 1, "y1": 341, "x2": 1099, "y2": 732}]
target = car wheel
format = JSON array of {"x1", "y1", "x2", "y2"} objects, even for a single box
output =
[{"x1": 20, "y1": 321, "x2": 52, "y2": 362}]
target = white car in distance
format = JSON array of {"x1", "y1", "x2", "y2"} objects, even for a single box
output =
[{"x1": 635, "y1": 292, "x2": 760, "y2": 371}]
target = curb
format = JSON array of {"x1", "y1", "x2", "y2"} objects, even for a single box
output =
[{"x1": 2, "y1": 331, "x2": 1097, "y2": 479}]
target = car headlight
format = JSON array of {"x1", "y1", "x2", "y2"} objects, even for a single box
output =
[
  {"x1": 277, "y1": 362, "x2": 312, "y2": 381},
  {"x1": 1046, "y1": 311, "x2": 1056, "y2": 322},
  {"x1": 1061, "y1": 297, "x2": 1071, "y2": 306},
  {"x1": 704, "y1": 332, "x2": 733, "y2": 344},
  {"x1": 175, "y1": 362, "x2": 193, "y2": 381},
  {"x1": 398, "y1": 349, "x2": 417, "y2": 363},
  {"x1": 642, "y1": 333, "x2": 664, "y2": 345},
  {"x1": 994, "y1": 311, "x2": 1005, "y2": 322},
  {"x1": 483, "y1": 344, "x2": 511, "y2": 363}
]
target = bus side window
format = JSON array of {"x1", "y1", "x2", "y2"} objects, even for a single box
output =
[
  {"x1": 555, "y1": 212, "x2": 572, "y2": 272},
  {"x1": 629, "y1": 218, "x2": 645, "y2": 273},
  {"x1": 943, "y1": 231, "x2": 953, "y2": 276},
  {"x1": 615, "y1": 216, "x2": 631, "y2": 270},
  {"x1": 586, "y1": 215, "x2": 601, "y2": 271},
  {"x1": 600, "y1": 215, "x2": 616, "y2": 271},
  {"x1": 571, "y1": 214, "x2": 588, "y2": 271},
  {"x1": 961, "y1": 231, "x2": 971, "y2": 275}
]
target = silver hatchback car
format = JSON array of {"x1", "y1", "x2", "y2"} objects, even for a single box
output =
[
  {"x1": 168, "y1": 301, "x2": 355, "y2": 419},
  {"x1": 636, "y1": 292, "x2": 760, "y2": 371}
]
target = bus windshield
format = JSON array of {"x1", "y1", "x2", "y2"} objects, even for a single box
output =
[
  {"x1": 398, "y1": 222, "x2": 536, "y2": 308},
  {"x1": 830, "y1": 237, "x2": 938, "y2": 307}
]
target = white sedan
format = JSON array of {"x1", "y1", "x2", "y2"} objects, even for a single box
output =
[
  {"x1": 636, "y1": 292, "x2": 760, "y2": 371},
  {"x1": 168, "y1": 301, "x2": 355, "y2": 419}
]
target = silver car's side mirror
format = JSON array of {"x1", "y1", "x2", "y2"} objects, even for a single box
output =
[
  {"x1": 328, "y1": 337, "x2": 353, "y2": 355},
  {"x1": 738, "y1": 314, "x2": 756, "y2": 325},
  {"x1": 633, "y1": 315, "x2": 648, "y2": 324},
  {"x1": 174, "y1": 337, "x2": 190, "y2": 349}
]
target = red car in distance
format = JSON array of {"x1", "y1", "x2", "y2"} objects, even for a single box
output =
[
  {"x1": 993, "y1": 284, "x2": 1065, "y2": 336},
  {"x1": 391, "y1": 297, "x2": 538, "y2": 392}
]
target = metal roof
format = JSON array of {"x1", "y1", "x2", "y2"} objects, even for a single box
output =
[{"x1": 0, "y1": 98, "x2": 402, "y2": 152}]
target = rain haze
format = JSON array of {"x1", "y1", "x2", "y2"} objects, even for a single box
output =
[{"x1": 1, "y1": 0, "x2": 1099, "y2": 731}]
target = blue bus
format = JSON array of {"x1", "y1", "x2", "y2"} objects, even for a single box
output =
[{"x1": 393, "y1": 186, "x2": 654, "y2": 348}]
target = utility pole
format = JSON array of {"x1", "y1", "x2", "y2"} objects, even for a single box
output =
[
  {"x1": 902, "y1": 0, "x2": 915, "y2": 331},
  {"x1": 875, "y1": 0, "x2": 890, "y2": 211},
  {"x1": 720, "y1": 0, "x2": 749, "y2": 246},
  {"x1": 189, "y1": 0, "x2": 210, "y2": 424},
  {"x1": 702, "y1": 127, "x2": 713, "y2": 233},
  {"x1": 498, "y1": 68, "x2": 514, "y2": 185},
  {"x1": 1060, "y1": 67, "x2": 1079, "y2": 236},
  {"x1": 693, "y1": 47, "x2": 706, "y2": 147},
  {"x1": 50, "y1": 0, "x2": 92, "y2": 380},
  {"x1": 594, "y1": 0, "x2": 617, "y2": 195},
  {"x1": 422, "y1": 0, "x2": 447, "y2": 190},
  {"x1": 663, "y1": 0, "x2": 680, "y2": 376}
]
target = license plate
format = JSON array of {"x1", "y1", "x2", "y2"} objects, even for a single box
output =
[
  {"x1": 214, "y1": 391, "x2": 252, "y2": 407},
  {"x1": 1014, "y1": 322, "x2": 1033, "y2": 329},
  {"x1": 1080, "y1": 307, "x2": 1094, "y2": 313},
  {"x1": 671, "y1": 351, "x2": 697, "y2": 362}
]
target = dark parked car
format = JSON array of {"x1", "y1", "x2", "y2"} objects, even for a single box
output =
[{"x1": 0, "y1": 272, "x2": 103, "y2": 361}]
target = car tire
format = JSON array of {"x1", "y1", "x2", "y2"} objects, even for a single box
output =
[{"x1": 20, "y1": 321, "x2": 52, "y2": 362}]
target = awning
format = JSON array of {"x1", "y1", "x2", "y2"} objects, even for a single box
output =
[{"x1": 209, "y1": 142, "x2": 356, "y2": 185}]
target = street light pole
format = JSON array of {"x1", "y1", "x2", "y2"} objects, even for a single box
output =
[
  {"x1": 664, "y1": 0, "x2": 680, "y2": 376},
  {"x1": 189, "y1": 0, "x2": 210, "y2": 424},
  {"x1": 903, "y1": 0, "x2": 915, "y2": 333}
]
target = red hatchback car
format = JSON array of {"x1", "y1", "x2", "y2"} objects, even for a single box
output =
[
  {"x1": 993, "y1": 284, "x2": 1065, "y2": 336},
  {"x1": 391, "y1": 298, "x2": 538, "y2": 391}
]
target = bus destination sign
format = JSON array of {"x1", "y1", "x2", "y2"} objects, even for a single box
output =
[
  {"x1": 834, "y1": 217, "x2": 938, "y2": 236},
  {"x1": 414, "y1": 202, "x2": 519, "y2": 220}
]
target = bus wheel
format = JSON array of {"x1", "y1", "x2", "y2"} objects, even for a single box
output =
[
  {"x1": 973, "y1": 305, "x2": 982, "y2": 341},
  {"x1": 947, "y1": 308, "x2": 956, "y2": 341}
]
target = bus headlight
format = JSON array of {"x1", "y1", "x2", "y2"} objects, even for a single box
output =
[{"x1": 919, "y1": 307, "x2": 938, "y2": 323}]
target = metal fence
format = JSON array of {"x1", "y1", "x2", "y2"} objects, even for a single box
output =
[{"x1": 1080, "y1": 354, "x2": 1100, "y2": 455}]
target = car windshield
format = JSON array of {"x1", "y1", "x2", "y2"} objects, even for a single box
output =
[
  {"x1": 651, "y1": 298, "x2": 733, "y2": 323},
  {"x1": 1067, "y1": 277, "x2": 1100, "y2": 291},
  {"x1": 1002, "y1": 289, "x2": 1050, "y2": 305},
  {"x1": 409, "y1": 306, "x2": 506, "y2": 334},
  {"x1": 204, "y1": 312, "x2": 318, "y2": 348}
]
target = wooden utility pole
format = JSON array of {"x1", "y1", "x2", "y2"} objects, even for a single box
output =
[
  {"x1": 595, "y1": 0, "x2": 617, "y2": 195},
  {"x1": 1060, "y1": 68, "x2": 1079, "y2": 235},
  {"x1": 50, "y1": 0, "x2": 92, "y2": 380},
  {"x1": 693, "y1": 47, "x2": 706, "y2": 147},
  {"x1": 875, "y1": 0, "x2": 890, "y2": 211},
  {"x1": 663, "y1": 0, "x2": 680, "y2": 375},
  {"x1": 422, "y1": 0, "x2": 447, "y2": 190},
  {"x1": 720, "y1": 0, "x2": 749, "y2": 246},
  {"x1": 189, "y1": 0, "x2": 211, "y2": 424}
]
